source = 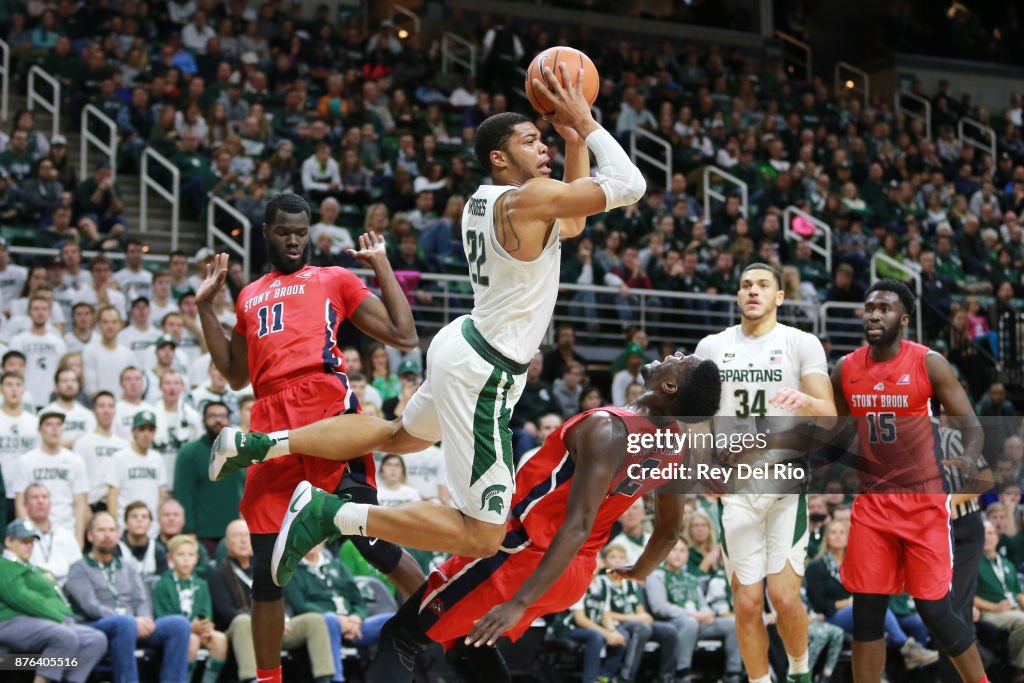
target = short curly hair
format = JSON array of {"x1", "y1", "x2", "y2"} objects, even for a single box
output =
[
  {"x1": 673, "y1": 358, "x2": 722, "y2": 419},
  {"x1": 866, "y1": 278, "x2": 916, "y2": 318},
  {"x1": 474, "y1": 112, "x2": 531, "y2": 170}
]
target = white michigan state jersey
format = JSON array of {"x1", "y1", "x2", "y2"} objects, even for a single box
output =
[
  {"x1": 695, "y1": 323, "x2": 828, "y2": 417},
  {"x1": 462, "y1": 185, "x2": 561, "y2": 365}
]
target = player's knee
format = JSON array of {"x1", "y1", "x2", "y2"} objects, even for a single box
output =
[
  {"x1": 767, "y1": 586, "x2": 803, "y2": 616},
  {"x1": 852, "y1": 594, "x2": 889, "y2": 642},
  {"x1": 915, "y1": 595, "x2": 974, "y2": 656},
  {"x1": 250, "y1": 534, "x2": 284, "y2": 602},
  {"x1": 732, "y1": 586, "x2": 764, "y2": 620}
]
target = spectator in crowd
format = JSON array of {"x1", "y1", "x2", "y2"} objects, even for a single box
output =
[
  {"x1": 144, "y1": 335, "x2": 189, "y2": 402},
  {"x1": 43, "y1": 367, "x2": 95, "y2": 446},
  {"x1": 608, "y1": 498, "x2": 651, "y2": 566},
  {"x1": 0, "y1": 237, "x2": 29, "y2": 314},
  {"x1": 543, "y1": 323, "x2": 588, "y2": 384},
  {"x1": 553, "y1": 360, "x2": 586, "y2": 419},
  {"x1": 188, "y1": 362, "x2": 241, "y2": 422},
  {"x1": 114, "y1": 240, "x2": 154, "y2": 300},
  {"x1": 64, "y1": 301, "x2": 97, "y2": 354},
  {"x1": 74, "y1": 389, "x2": 127, "y2": 511},
  {"x1": 510, "y1": 351, "x2": 562, "y2": 454},
  {"x1": 209, "y1": 519, "x2": 336, "y2": 683},
  {"x1": 117, "y1": 500, "x2": 168, "y2": 583},
  {"x1": 106, "y1": 410, "x2": 168, "y2": 521},
  {"x1": 22, "y1": 482, "x2": 81, "y2": 586},
  {"x1": 119, "y1": 297, "x2": 161, "y2": 370},
  {"x1": 82, "y1": 304, "x2": 134, "y2": 398},
  {"x1": 74, "y1": 162, "x2": 126, "y2": 239},
  {"x1": 551, "y1": 569, "x2": 628, "y2": 683},
  {"x1": 646, "y1": 539, "x2": 742, "y2": 683},
  {"x1": 66, "y1": 511, "x2": 192, "y2": 683},
  {"x1": 8, "y1": 295, "x2": 66, "y2": 410},
  {"x1": 113, "y1": 366, "x2": 154, "y2": 440},
  {"x1": 684, "y1": 510, "x2": 723, "y2": 576},
  {"x1": 153, "y1": 533, "x2": 228, "y2": 683},
  {"x1": 976, "y1": 519, "x2": 1024, "y2": 678},
  {"x1": 21, "y1": 157, "x2": 67, "y2": 225},
  {"x1": 283, "y1": 542, "x2": 395, "y2": 680},
  {"x1": 376, "y1": 454, "x2": 422, "y2": 508},
  {"x1": 0, "y1": 518, "x2": 106, "y2": 683},
  {"x1": 0, "y1": 372, "x2": 39, "y2": 526},
  {"x1": 154, "y1": 498, "x2": 212, "y2": 576},
  {"x1": 151, "y1": 369, "x2": 202, "y2": 480},
  {"x1": 611, "y1": 342, "x2": 648, "y2": 407},
  {"x1": 11, "y1": 411, "x2": 88, "y2": 546},
  {"x1": 150, "y1": 271, "x2": 177, "y2": 327}
]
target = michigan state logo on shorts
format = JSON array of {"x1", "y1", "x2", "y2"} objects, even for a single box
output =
[{"x1": 480, "y1": 484, "x2": 507, "y2": 514}]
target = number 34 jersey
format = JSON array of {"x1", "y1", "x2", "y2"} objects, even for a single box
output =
[
  {"x1": 462, "y1": 185, "x2": 562, "y2": 367},
  {"x1": 234, "y1": 265, "x2": 370, "y2": 398},
  {"x1": 695, "y1": 322, "x2": 828, "y2": 418}
]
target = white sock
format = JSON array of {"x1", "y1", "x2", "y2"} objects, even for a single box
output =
[
  {"x1": 751, "y1": 675, "x2": 772, "y2": 683},
  {"x1": 334, "y1": 502, "x2": 370, "y2": 536},
  {"x1": 788, "y1": 649, "x2": 810, "y2": 675},
  {"x1": 266, "y1": 430, "x2": 291, "y2": 460}
]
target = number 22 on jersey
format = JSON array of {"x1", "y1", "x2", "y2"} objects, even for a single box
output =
[
  {"x1": 465, "y1": 229, "x2": 489, "y2": 286},
  {"x1": 256, "y1": 302, "x2": 285, "y2": 337}
]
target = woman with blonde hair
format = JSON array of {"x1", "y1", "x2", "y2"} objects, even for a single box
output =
[
  {"x1": 363, "y1": 202, "x2": 390, "y2": 234},
  {"x1": 684, "y1": 510, "x2": 722, "y2": 576}
]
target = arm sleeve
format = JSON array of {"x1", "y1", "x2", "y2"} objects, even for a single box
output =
[
  {"x1": 644, "y1": 571, "x2": 687, "y2": 619},
  {"x1": 585, "y1": 128, "x2": 646, "y2": 211},
  {"x1": 797, "y1": 331, "x2": 829, "y2": 378}
]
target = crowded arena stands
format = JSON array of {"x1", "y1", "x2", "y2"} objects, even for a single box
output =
[{"x1": 0, "y1": 0, "x2": 1023, "y2": 681}]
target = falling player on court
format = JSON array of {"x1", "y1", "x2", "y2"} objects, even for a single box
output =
[
  {"x1": 694, "y1": 262, "x2": 836, "y2": 683},
  {"x1": 833, "y1": 279, "x2": 988, "y2": 683},
  {"x1": 368, "y1": 353, "x2": 723, "y2": 683},
  {"x1": 210, "y1": 63, "x2": 646, "y2": 586}
]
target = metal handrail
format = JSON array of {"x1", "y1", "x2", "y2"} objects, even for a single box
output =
[
  {"x1": 441, "y1": 32, "x2": 476, "y2": 74},
  {"x1": 895, "y1": 89, "x2": 932, "y2": 141},
  {"x1": 207, "y1": 195, "x2": 251, "y2": 282},
  {"x1": 389, "y1": 4, "x2": 420, "y2": 34},
  {"x1": 773, "y1": 30, "x2": 811, "y2": 80},
  {"x1": 783, "y1": 206, "x2": 832, "y2": 274},
  {"x1": 703, "y1": 165, "x2": 749, "y2": 220},
  {"x1": 6, "y1": 244, "x2": 192, "y2": 264},
  {"x1": 819, "y1": 301, "x2": 864, "y2": 352},
  {"x1": 81, "y1": 104, "x2": 118, "y2": 179},
  {"x1": 870, "y1": 252, "x2": 923, "y2": 342},
  {"x1": 630, "y1": 127, "x2": 672, "y2": 192},
  {"x1": 140, "y1": 147, "x2": 180, "y2": 249},
  {"x1": 27, "y1": 66, "x2": 60, "y2": 137},
  {"x1": 834, "y1": 61, "x2": 869, "y2": 107},
  {"x1": 0, "y1": 39, "x2": 9, "y2": 121},
  {"x1": 958, "y1": 116, "x2": 996, "y2": 163}
]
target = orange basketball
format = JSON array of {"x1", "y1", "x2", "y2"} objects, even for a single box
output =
[{"x1": 525, "y1": 46, "x2": 600, "y2": 116}]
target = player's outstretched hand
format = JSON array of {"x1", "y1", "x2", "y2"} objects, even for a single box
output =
[
  {"x1": 195, "y1": 253, "x2": 230, "y2": 306},
  {"x1": 769, "y1": 387, "x2": 813, "y2": 412},
  {"x1": 346, "y1": 230, "x2": 387, "y2": 266},
  {"x1": 532, "y1": 62, "x2": 594, "y2": 133},
  {"x1": 607, "y1": 564, "x2": 648, "y2": 582},
  {"x1": 465, "y1": 600, "x2": 526, "y2": 648}
]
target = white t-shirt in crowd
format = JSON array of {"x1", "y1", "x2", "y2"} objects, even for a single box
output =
[
  {"x1": 10, "y1": 448, "x2": 89, "y2": 535},
  {"x1": 30, "y1": 524, "x2": 82, "y2": 586},
  {"x1": 151, "y1": 300, "x2": 178, "y2": 328},
  {"x1": 175, "y1": 327, "x2": 204, "y2": 364},
  {"x1": 72, "y1": 287, "x2": 127, "y2": 319},
  {"x1": 311, "y1": 223, "x2": 355, "y2": 255},
  {"x1": 9, "y1": 330, "x2": 67, "y2": 410},
  {"x1": 376, "y1": 483, "x2": 422, "y2": 508},
  {"x1": 607, "y1": 530, "x2": 652, "y2": 566},
  {"x1": 82, "y1": 341, "x2": 136, "y2": 398},
  {"x1": 74, "y1": 430, "x2": 128, "y2": 504},
  {"x1": 41, "y1": 401, "x2": 96, "y2": 445},
  {"x1": 400, "y1": 445, "x2": 448, "y2": 501},
  {"x1": 0, "y1": 409, "x2": 39, "y2": 498},
  {"x1": 117, "y1": 325, "x2": 161, "y2": 370},
  {"x1": 152, "y1": 401, "x2": 202, "y2": 487},
  {"x1": 113, "y1": 268, "x2": 154, "y2": 301},
  {"x1": 63, "y1": 329, "x2": 97, "y2": 354},
  {"x1": 0, "y1": 263, "x2": 28, "y2": 312},
  {"x1": 107, "y1": 446, "x2": 167, "y2": 516},
  {"x1": 113, "y1": 400, "x2": 155, "y2": 441}
]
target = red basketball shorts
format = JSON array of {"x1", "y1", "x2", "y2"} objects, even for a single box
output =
[
  {"x1": 417, "y1": 545, "x2": 597, "y2": 648},
  {"x1": 841, "y1": 493, "x2": 953, "y2": 600},
  {"x1": 241, "y1": 373, "x2": 372, "y2": 534}
]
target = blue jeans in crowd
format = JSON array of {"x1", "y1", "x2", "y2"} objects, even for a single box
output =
[
  {"x1": 323, "y1": 612, "x2": 394, "y2": 681},
  {"x1": 827, "y1": 606, "x2": 910, "y2": 647},
  {"x1": 564, "y1": 627, "x2": 626, "y2": 683},
  {"x1": 88, "y1": 614, "x2": 191, "y2": 683}
]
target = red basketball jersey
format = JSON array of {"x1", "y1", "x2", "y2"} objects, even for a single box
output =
[
  {"x1": 841, "y1": 340, "x2": 945, "y2": 492},
  {"x1": 234, "y1": 265, "x2": 370, "y2": 398},
  {"x1": 507, "y1": 406, "x2": 686, "y2": 557}
]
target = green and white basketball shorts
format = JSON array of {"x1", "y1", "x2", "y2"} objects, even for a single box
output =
[
  {"x1": 401, "y1": 315, "x2": 528, "y2": 525},
  {"x1": 719, "y1": 493, "x2": 809, "y2": 585}
]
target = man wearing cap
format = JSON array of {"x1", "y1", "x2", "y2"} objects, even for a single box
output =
[
  {"x1": 9, "y1": 294, "x2": 67, "y2": 411},
  {"x1": 83, "y1": 304, "x2": 134, "y2": 398},
  {"x1": 65, "y1": 511, "x2": 192, "y2": 683},
  {"x1": 119, "y1": 296, "x2": 161, "y2": 370},
  {"x1": 151, "y1": 369, "x2": 202, "y2": 484},
  {"x1": 23, "y1": 482, "x2": 83, "y2": 585},
  {"x1": 144, "y1": 334, "x2": 187, "y2": 402},
  {"x1": 106, "y1": 410, "x2": 168, "y2": 522},
  {"x1": 0, "y1": 518, "x2": 106, "y2": 683},
  {"x1": 381, "y1": 359, "x2": 423, "y2": 421},
  {"x1": 42, "y1": 367, "x2": 96, "y2": 447},
  {"x1": 74, "y1": 390, "x2": 127, "y2": 512},
  {"x1": 11, "y1": 412, "x2": 89, "y2": 547},
  {"x1": 113, "y1": 239, "x2": 154, "y2": 300}
]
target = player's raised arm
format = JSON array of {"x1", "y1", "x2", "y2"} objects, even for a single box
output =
[
  {"x1": 513, "y1": 64, "x2": 645, "y2": 233},
  {"x1": 345, "y1": 231, "x2": 418, "y2": 352},
  {"x1": 464, "y1": 411, "x2": 623, "y2": 647},
  {"x1": 195, "y1": 253, "x2": 250, "y2": 390}
]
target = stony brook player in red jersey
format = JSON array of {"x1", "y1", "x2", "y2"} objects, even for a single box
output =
[
  {"x1": 832, "y1": 279, "x2": 988, "y2": 683},
  {"x1": 195, "y1": 193, "x2": 424, "y2": 683},
  {"x1": 363, "y1": 352, "x2": 722, "y2": 683}
]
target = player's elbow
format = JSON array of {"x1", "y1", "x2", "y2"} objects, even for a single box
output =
[
  {"x1": 392, "y1": 332, "x2": 420, "y2": 353},
  {"x1": 625, "y1": 169, "x2": 646, "y2": 205}
]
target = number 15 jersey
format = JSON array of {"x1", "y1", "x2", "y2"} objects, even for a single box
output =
[{"x1": 462, "y1": 185, "x2": 562, "y2": 366}]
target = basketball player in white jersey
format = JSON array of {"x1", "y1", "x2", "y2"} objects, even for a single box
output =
[
  {"x1": 210, "y1": 64, "x2": 646, "y2": 586},
  {"x1": 694, "y1": 262, "x2": 836, "y2": 683}
]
